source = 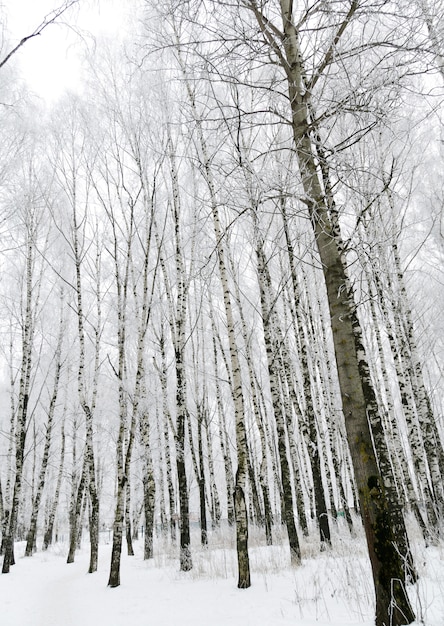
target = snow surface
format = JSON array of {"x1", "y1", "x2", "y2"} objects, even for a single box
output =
[{"x1": 1, "y1": 526, "x2": 443, "y2": 626}]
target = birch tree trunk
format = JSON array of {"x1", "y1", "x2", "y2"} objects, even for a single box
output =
[
  {"x1": 243, "y1": 1, "x2": 416, "y2": 622},
  {"x1": 163, "y1": 126, "x2": 194, "y2": 572},
  {"x1": 210, "y1": 317, "x2": 236, "y2": 527},
  {"x1": 370, "y1": 228, "x2": 439, "y2": 532},
  {"x1": 106, "y1": 196, "x2": 133, "y2": 588},
  {"x1": 2, "y1": 210, "x2": 37, "y2": 574},
  {"x1": 203, "y1": 402, "x2": 222, "y2": 531},
  {"x1": 43, "y1": 415, "x2": 66, "y2": 550},
  {"x1": 255, "y1": 234, "x2": 301, "y2": 563},
  {"x1": 390, "y1": 234, "x2": 444, "y2": 504},
  {"x1": 67, "y1": 451, "x2": 86, "y2": 564},
  {"x1": 71, "y1": 192, "x2": 100, "y2": 574},
  {"x1": 279, "y1": 199, "x2": 332, "y2": 544},
  {"x1": 25, "y1": 298, "x2": 64, "y2": 556},
  {"x1": 155, "y1": 326, "x2": 177, "y2": 542},
  {"x1": 228, "y1": 248, "x2": 273, "y2": 544}
]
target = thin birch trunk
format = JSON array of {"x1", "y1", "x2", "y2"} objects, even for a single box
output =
[
  {"x1": 391, "y1": 236, "x2": 444, "y2": 503},
  {"x1": 2, "y1": 218, "x2": 35, "y2": 574},
  {"x1": 155, "y1": 404, "x2": 168, "y2": 536},
  {"x1": 229, "y1": 248, "x2": 273, "y2": 543},
  {"x1": 203, "y1": 404, "x2": 222, "y2": 530},
  {"x1": 25, "y1": 300, "x2": 64, "y2": 556},
  {"x1": 43, "y1": 416, "x2": 66, "y2": 550},
  {"x1": 125, "y1": 482, "x2": 134, "y2": 557},
  {"x1": 70, "y1": 195, "x2": 100, "y2": 573},
  {"x1": 211, "y1": 322, "x2": 236, "y2": 526},
  {"x1": 167, "y1": 129, "x2": 193, "y2": 571},
  {"x1": 279, "y1": 200, "x2": 331, "y2": 544},
  {"x1": 156, "y1": 330, "x2": 177, "y2": 542},
  {"x1": 255, "y1": 234, "x2": 301, "y2": 563},
  {"x1": 372, "y1": 239, "x2": 437, "y2": 529},
  {"x1": 198, "y1": 411, "x2": 208, "y2": 546},
  {"x1": 304, "y1": 265, "x2": 355, "y2": 530},
  {"x1": 67, "y1": 455, "x2": 87, "y2": 564}
]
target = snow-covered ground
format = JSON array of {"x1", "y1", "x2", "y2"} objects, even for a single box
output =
[{"x1": 1, "y1": 523, "x2": 443, "y2": 626}]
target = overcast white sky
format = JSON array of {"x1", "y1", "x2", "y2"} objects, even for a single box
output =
[{"x1": 2, "y1": 0, "x2": 129, "y2": 100}]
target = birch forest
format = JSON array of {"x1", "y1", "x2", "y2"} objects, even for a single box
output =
[{"x1": 1, "y1": 1, "x2": 444, "y2": 625}]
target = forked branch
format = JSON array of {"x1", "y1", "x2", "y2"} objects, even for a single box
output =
[{"x1": 0, "y1": 0, "x2": 80, "y2": 70}]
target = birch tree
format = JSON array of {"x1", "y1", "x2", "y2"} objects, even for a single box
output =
[
  {"x1": 2, "y1": 162, "x2": 50, "y2": 573},
  {"x1": 50, "y1": 102, "x2": 102, "y2": 573},
  {"x1": 1, "y1": 215, "x2": 35, "y2": 572},
  {"x1": 0, "y1": 0, "x2": 80, "y2": 71},
  {"x1": 240, "y1": 2, "x2": 415, "y2": 622}
]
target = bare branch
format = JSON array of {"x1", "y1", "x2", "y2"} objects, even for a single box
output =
[
  {"x1": 307, "y1": 0, "x2": 359, "y2": 93},
  {"x1": 0, "y1": 0, "x2": 80, "y2": 71}
]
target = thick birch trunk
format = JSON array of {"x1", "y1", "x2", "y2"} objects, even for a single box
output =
[{"x1": 253, "y1": 2, "x2": 417, "y2": 622}]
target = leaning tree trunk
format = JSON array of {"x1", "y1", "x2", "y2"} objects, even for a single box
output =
[
  {"x1": 248, "y1": 2, "x2": 416, "y2": 623},
  {"x1": 302, "y1": 176, "x2": 415, "y2": 623}
]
